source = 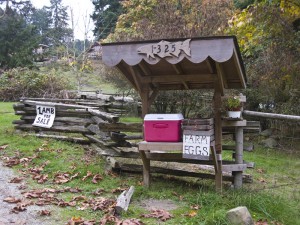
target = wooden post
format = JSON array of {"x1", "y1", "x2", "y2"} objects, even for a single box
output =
[
  {"x1": 140, "y1": 150, "x2": 150, "y2": 187},
  {"x1": 213, "y1": 89, "x2": 223, "y2": 192},
  {"x1": 234, "y1": 127, "x2": 243, "y2": 188}
]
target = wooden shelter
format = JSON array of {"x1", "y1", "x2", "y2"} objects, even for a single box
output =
[{"x1": 102, "y1": 36, "x2": 247, "y2": 191}]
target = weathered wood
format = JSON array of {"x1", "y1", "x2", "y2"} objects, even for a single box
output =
[
  {"x1": 222, "y1": 120, "x2": 247, "y2": 127},
  {"x1": 12, "y1": 120, "x2": 26, "y2": 125},
  {"x1": 105, "y1": 156, "x2": 120, "y2": 172},
  {"x1": 182, "y1": 125, "x2": 214, "y2": 131},
  {"x1": 97, "y1": 122, "x2": 142, "y2": 132},
  {"x1": 243, "y1": 110, "x2": 300, "y2": 121},
  {"x1": 87, "y1": 108, "x2": 119, "y2": 123},
  {"x1": 15, "y1": 108, "x2": 92, "y2": 117},
  {"x1": 109, "y1": 132, "x2": 141, "y2": 145},
  {"x1": 29, "y1": 134, "x2": 90, "y2": 144},
  {"x1": 115, "y1": 164, "x2": 253, "y2": 183},
  {"x1": 86, "y1": 124, "x2": 109, "y2": 137},
  {"x1": 182, "y1": 118, "x2": 214, "y2": 125},
  {"x1": 115, "y1": 186, "x2": 135, "y2": 215},
  {"x1": 234, "y1": 127, "x2": 243, "y2": 189},
  {"x1": 222, "y1": 144, "x2": 254, "y2": 152},
  {"x1": 90, "y1": 143, "x2": 140, "y2": 158},
  {"x1": 20, "y1": 115, "x2": 92, "y2": 124},
  {"x1": 22, "y1": 100, "x2": 97, "y2": 110},
  {"x1": 15, "y1": 124, "x2": 92, "y2": 134},
  {"x1": 222, "y1": 164, "x2": 247, "y2": 172}
]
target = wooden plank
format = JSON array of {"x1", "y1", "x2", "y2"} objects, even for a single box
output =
[
  {"x1": 15, "y1": 124, "x2": 92, "y2": 134},
  {"x1": 140, "y1": 151, "x2": 150, "y2": 187},
  {"x1": 22, "y1": 100, "x2": 97, "y2": 109},
  {"x1": 182, "y1": 118, "x2": 214, "y2": 125},
  {"x1": 222, "y1": 120, "x2": 247, "y2": 127},
  {"x1": 243, "y1": 110, "x2": 300, "y2": 121},
  {"x1": 90, "y1": 143, "x2": 140, "y2": 158},
  {"x1": 98, "y1": 122, "x2": 142, "y2": 132},
  {"x1": 222, "y1": 144, "x2": 254, "y2": 152},
  {"x1": 20, "y1": 115, "x2": 92, "y2": 124},
  {"x1": 234, "y1": 127, "x2": 244, "y2": 189},
  {"x1": 115, "y1": 186, "x2": 135, "y2": 215},
  {"x1": 87, "y1": 108, "x2": 119, "y2": 123},
  {"x1": 222, "y1": 164, "x2": 247, "y2": 172},
  {"x1": 182, "y1": 125, "x2": 214, "y2": 131},
  {"x1": 182, "y1": 129, "x2": 214, "y2": 135},
  {"x1": 141, "y1": 74, "x2": 215, "y2": 84},
  {"x1": 116, "y1": 164, "x2": 253, "y2": 183},
  {"x1": 30, "y1": 134, "x2": 90, "y2": 144}
]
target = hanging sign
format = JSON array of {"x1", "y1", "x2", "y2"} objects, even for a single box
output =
[
  {"x1": 32, "y1": 105, "x2": 56, "y2": 128},
  {"x1": 182, "y1": 130, "x2": 210, "y2": 160},
  {"x1": 137, "y1": 39, "x2": 191, "y2": 59}
]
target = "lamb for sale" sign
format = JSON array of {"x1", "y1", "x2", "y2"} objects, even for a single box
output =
[
  {"x1": 32, "y1": 105, "x2": 55, "y2": 128},
  {"x1": 182, "y1": 130, "x2": 210, "y2": 160}
]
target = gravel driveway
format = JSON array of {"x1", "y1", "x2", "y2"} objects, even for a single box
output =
[{"x1": 0, "y1": 161, "x2": 59, "y2": 225}]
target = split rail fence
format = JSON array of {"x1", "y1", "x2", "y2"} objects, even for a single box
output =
[{"x1": 13, "y1": 97, "x2": 260, "y2": 185}]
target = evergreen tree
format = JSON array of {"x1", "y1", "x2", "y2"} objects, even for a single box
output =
[
  {"x1": 47, "y1": 0, "x2": 72, "y2": 45},
  {"x1": 30, "y1": 7, "x2": 52, "y2": 45},
  {"x1": 91, "y1": 0, "x2": 123, "y2": 39},
  {"x1": 0, "y1": 6, "x2": 39, "y2": 69}
]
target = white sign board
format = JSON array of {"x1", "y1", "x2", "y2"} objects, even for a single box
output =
[
  {"x1": 182, "y1": 130, "x2": 210, "y2": 160},
  {"x1": 32, "y1": 105, "x2": 55, "y2": 128}
]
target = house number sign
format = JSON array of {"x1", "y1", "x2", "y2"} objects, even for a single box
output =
[{"x1": 137, "y1": 39, "x2": 191, "y2": 59}]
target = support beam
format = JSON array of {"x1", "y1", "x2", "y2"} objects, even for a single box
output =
[
  {"x1": 172, "y1": 64, "x2": 184, "y2": 74},
  {"x1": 234, "y1": 127, "x2": 244, "y2": 189},
  {"x1": 213, "y1": 79, "x2": 223, "y2": 192}
]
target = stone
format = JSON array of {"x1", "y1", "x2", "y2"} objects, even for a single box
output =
[
  {"x1": 226, "y1": 206, "x2": 254, "y2": 225},
  {"x1": 260, "y1": 129, "x2": 273, "y2": 137},
  {"x1": 260, "y1": 137, "x2": 278, "y2": 148}
]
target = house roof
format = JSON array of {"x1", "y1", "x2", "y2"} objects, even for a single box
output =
[{"x1": 102, "y1": 36, "x2": 247, "y2": 92}]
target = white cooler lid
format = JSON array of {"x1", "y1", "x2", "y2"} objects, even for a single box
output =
[{"x1": 144, "y1": 113, "x2": 184, "y2": 121}]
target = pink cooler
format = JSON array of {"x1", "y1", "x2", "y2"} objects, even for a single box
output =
[{"x1": 144, "y1": 114, "x2": 184, "y2": 142}]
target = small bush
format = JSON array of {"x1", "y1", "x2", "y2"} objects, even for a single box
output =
[{"x1": 0, "y1": 68, "x2": 72, "y2": 101}]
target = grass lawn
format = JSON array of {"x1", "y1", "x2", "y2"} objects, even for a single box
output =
[{"x1": 0, "y1": 102, "x2": 299, "y2": 224}]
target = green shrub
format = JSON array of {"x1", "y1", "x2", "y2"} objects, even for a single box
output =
[{"x1": 0, "y1": 68, "x2": 72, "y2": 101}]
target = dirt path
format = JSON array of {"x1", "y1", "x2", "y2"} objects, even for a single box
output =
[{"x1": 0, "y1": 161, "x2": 59, "y2": 225}]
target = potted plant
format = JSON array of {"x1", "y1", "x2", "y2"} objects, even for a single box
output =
[{"x1": 224, "y1": 96, "x2": 242, "y2": 118}]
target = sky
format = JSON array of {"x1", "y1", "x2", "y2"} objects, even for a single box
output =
[{"x1": 30, "y1": 0, "x2": 95, "y2": 40}]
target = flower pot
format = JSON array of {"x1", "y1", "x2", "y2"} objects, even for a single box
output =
[{"x1": 227, "y1": 111, "x2": 241, "y2": 118}]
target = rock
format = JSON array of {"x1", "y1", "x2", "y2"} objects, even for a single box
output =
[
  {"x1": 226, "y1": 206, "x2": 254, "y2": 225},
  {"x1": 260, "y1": 129, "x2": 273, "y2": 137},
  {"x1": 260, "y1": 137, "x2": 278, "y2": 148}
]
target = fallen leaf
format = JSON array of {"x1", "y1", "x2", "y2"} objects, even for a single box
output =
[
  {"x1": 92, "y1": 188, "x2": 105, "y2": 196},
  {"x1": 256, "y1": 219, "x2": 269, "y2": 225},
  {"x1": 10, "y1": 177, "x2": 23, "y2": 183},
  {"x1": 39, "y1": 210, "x2": 51, "y2": 216},
  {"x1": 99, "y1": 214, "x2": 120, "y2": 225},
  {"x1": 184, "y1": 210, "x2": 197, "y2": 217},
  {"x1": 3, "y1": 197, "x2": 21, "y2": 203},
  {"x1": 33, "y1": 174, "x2": 48, "y2": 184},
  {"x1": 82, "y1": 171, "x2": 93, "y2": 181},
  {"x1": 0, "y1": 144, "x2": 8, "y2": 150},
  {"x1": 111, "y1": 187, "x2": 127, "y2": 193},
  {"x1": 4, "y1": 157, "x2": 20, "y2": 167},
  {"x1": 117, "y1": 219, "x2": 145, "y2": 225},
  {"x1": 190, "y1": 204, "x2": 201, "y2": 210},
  {"x1": 90, "y1": 197, "x2": 116, "y2": 212},
  {"x1": 259, "y1": 177, "x2": 266, "y2": 183},
  {"x1": 11, "y1": 204, "x2": 27, "y2": 213},
  {"x1": 71, "y1": 196, "x2": 87, "y2": 202},
  {"x1": 257, "y1": 168, "x2": 265, "y2": 173},
  {"x1": 67, "y1": 216, "x2": 84, "y2": 225},
  {"x1": 92, "y1": 174, "x2": 103, "y2": 184},
  {"x1": 141, "y1": 209, "x2": 173, "y2": 221}
]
